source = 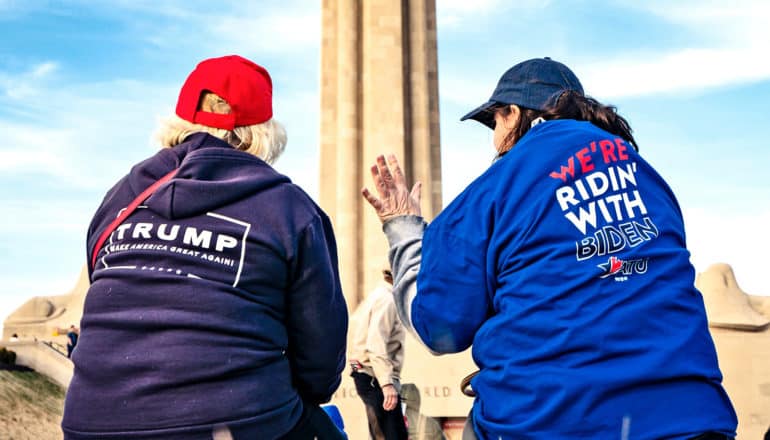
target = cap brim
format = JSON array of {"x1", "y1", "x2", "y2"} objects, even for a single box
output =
[{"x1": 460, "y1": 100, "x2": 497, "y2": 129}]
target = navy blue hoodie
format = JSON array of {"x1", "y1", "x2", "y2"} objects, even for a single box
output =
[{"x1": 62, "y1": 133, "x2": 348, "y2": 439}]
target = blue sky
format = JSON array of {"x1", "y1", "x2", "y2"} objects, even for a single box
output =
[{"x1": 1, "y1": 0, "x2": 768, "y2": 320}]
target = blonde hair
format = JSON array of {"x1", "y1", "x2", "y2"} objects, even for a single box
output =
[{"x1": 154, "y1": 114, "x2": 287, "y2": 165}]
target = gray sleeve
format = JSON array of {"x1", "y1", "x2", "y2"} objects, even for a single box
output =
[{"x1": 382, "y1": 215, "x2": 439, "y2": 355}]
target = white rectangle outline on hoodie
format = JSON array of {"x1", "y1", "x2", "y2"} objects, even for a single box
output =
[
  {"x1": 206, "y1": 212, "x2": 250, "y2": 288},
  {"x1": 101, "y1": 207, "x2": 251, "y2": 289}
]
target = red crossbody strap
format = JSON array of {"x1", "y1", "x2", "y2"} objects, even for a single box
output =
[{"x1": 90, "y1": 169, "x2": 179, "y2": 269}]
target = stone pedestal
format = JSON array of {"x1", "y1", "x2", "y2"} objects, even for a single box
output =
[{"x1": 330, "y1": 333, "x2": 474, "y2": 440}]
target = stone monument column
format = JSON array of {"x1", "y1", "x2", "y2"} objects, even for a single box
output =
[
  {"x1": 320, "y1": 0, "x2": 442, "y2": 310},
  {"x1": 322, "y1": 3, "x2": 474, "y2": 438}
]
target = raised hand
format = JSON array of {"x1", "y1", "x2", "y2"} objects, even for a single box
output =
[{"x1": 361, "y1": 154, "x2": 422, "y2": 223}]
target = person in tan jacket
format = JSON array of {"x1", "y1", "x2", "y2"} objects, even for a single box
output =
[{"x1": 348, "y1": 267, "x2": 407, "y2": 440}]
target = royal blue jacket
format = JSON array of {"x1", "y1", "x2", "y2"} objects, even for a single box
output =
[
  {"x1": 402, "y1": 120, "x2": 737, "y2": 439},
  {"x1": 62, "y1": 133, "x2": 347, "y2": 439}
]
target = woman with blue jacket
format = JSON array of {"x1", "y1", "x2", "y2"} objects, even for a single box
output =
[{"x1": 362, "y1": 57, "x2": 737, "y2": 440}]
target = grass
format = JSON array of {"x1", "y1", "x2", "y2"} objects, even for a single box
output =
[
  {"x1": 0, "y1": 370, "x2": 65, "y2": 412},
  {"x1": 0, "y1": 370, "x2": 65, "y2": 438}
]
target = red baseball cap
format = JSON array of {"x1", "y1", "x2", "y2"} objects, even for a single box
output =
[{"x1": 175, "y1": 55, "x2": 273, "y2": 130}]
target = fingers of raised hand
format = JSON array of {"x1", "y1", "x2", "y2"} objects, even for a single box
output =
[
  {"x1": 370, "y1": 164, "x2": 389, "y2": 199},
  {"x1": 387, "y1": 154, "x2": 406, "y2": 186},
  {"x1": 410, "y1": 181, "x2": 422, "y2": 203},
  {"x1": 361, "y1": 187, "x2": 382, "y2": 211},
  {"x1": 376, "y1": 155, "x2": 394, "y2": 186}
]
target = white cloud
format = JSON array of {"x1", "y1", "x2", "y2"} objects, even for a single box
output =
[
  {"x1": 437, "y1": 0, "x2": 550, "y2": 27},
  {"x1": 209, "y1": 12, "x2": 320, "y2": 55},
  {"x1": 0, "y1": 137, "x2": 97, "y2": 194},
  {"x1": 30, "y1": 61, "x2": 57, "y2": 78},
  {"x1": 0, "y1": 12, "x2": 321, "y2": 195},
  {"x1": 0, "y1": 67, "x2": 176, "y2": 187},
  {"x1": 0, "y1": 117, "x2": 151, "y2": 190},
  {"x1": 684, "y1": 207, "x2": 770, "y2": 297},
  {"x1": 438, "y1": 0, "x2": 505, "y2": 12},
  {"x1": 0, "y1": 199, "x2": 94, "y2": 234},
  {"x1": 437, "y1": 0, "x2": 503, "y2": 26},
  {"x1": 628, "y1": 0, "x2": 770, "y2": 33},
  {"x1": 439, "y1": 74, "x2": 496, "y2": 108},
  {"x1": 0, "y1": 60, "x2": 59, "y2": 100},
  {"x1": 82, "y1": 0, "x2": 321, "y2": 54},
  {"x1": 438, "y1": 0, "x2": 770, "y2": 101},
  {"x1": 581, "y1": 46, "x2": 770, "y2": 100},
  {"x1": 439, "y1": 133, "x2": 496, "y2": 205},
  {"x1": 582, "y1": 0, "x2": 770, "y2": 99},
  {"x1": 0, "y1": 124, "x2": 76, "y2": 172},
  {"x1": 271, "y1": 88, "x2": 322, "y2": 198}
]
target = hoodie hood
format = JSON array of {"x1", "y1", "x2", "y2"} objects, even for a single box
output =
[{"x1": 127, "y1": 133, "x2": 290, "y2": 219}]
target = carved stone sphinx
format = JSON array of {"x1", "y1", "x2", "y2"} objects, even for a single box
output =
[{"x1": 697, "y1": 263, "x2": 769, "y2": 439}]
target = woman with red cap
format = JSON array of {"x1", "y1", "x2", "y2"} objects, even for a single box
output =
[
  {"x1": 62, "y1": 55, "x2": 348, "y2": 440},
  {"x1": 362, "y1": 57, "x2": 737, "y2": 439}
]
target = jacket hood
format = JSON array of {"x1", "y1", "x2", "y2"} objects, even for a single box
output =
[{"x1": 127, "y1": 133, "x2": 290, "y2": 219}]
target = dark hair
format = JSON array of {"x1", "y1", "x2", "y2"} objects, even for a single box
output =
[
  {"x1": 496, "y1": 90, "x2": 638, "y2": 156},
  {"x1": 382, "y1": 269, "x2": 394, "y2": 284}
]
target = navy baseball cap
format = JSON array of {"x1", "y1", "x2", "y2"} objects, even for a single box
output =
[{"x1": 461, "y1": 57, "x2": 584, "y2": 129}]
